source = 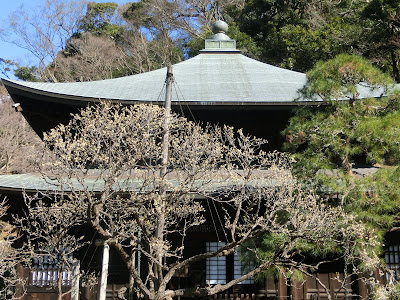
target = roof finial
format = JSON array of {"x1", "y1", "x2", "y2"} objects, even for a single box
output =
[
  {"x1": 202, "y1": 20, "x2": 239, "y2": 53},
  {"x1": 210, "y1": 20, "x2": 230, "y2": 41}
]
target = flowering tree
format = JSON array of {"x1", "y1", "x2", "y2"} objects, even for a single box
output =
[
  {"x1": 0, "y1": 197, "x2": 25, "y2": 299},
  {"x1": 22, "y1": 102, "x2": 378, "y2": 300}
]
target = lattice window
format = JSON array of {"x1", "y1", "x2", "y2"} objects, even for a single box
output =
[
  {"x1": 234, "y1": 249, "x2": 254, "y2": 284},
  {"x1": 206, "y1": 242, "x2": 226, "y2": 284},
  {"x1": 385, "y1": 245, "x2": 400, "y2": 281},
  {"x1": 31, "y1": 250, "x2": 73, "y2": 286},
  {"x1": 385, "y1": 245, "x2": 400, "y2": 280}
]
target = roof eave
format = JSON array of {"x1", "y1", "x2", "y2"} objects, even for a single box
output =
[{"x1": 2, "y1": 77, "x2": 321, "y2": 108}]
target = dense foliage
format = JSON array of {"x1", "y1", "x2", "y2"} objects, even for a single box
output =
[
  {"x1": 222, "y1": 0, "x2": 400, "y2": 81},
  {"x1": 283, "y1": 54, "x2": 400, "y2": 237}
]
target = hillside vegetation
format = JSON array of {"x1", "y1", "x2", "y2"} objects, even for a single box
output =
[{"x1": 0, "y1": 87, "x2": 40, "y2": 174}]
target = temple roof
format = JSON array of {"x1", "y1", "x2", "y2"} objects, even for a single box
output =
[
  {"x1": 3, "y1": 52, "x2": 389, "y2": 108},
  {"x1": 3, "y1": 53, "x2": 311, "y2": 106}
]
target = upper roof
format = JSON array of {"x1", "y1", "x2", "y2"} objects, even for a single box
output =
[
  {"x1": 3, "y1": 53, "x2": 310, "y2": 106},
  {"x1": 1, "y1": 20, "x2": 388, "y2": 107}
]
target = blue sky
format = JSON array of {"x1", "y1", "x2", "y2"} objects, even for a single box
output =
[
  {"x1": 0, "y1": 0, "x2": 33, "y2": 67},
  {"x1": 0, "y1": 0, "x2": 127, "y2": 80}
]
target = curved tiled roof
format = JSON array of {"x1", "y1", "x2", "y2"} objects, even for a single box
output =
[
  {"x1": 2, "y1": 53, "x2": 391, "y2": 109},
  {"x1": 3, "y1": 53, "x2": 311, "y2": 106}
]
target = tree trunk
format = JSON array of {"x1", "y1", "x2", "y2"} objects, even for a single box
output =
[{"x1": 391, "y1": 49, "x2": 400, "y2": 82}]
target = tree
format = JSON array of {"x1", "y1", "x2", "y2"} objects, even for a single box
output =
[
  {"x1": 0, "y1": 0, "x2": 88, "y2": 81},
  {"x1": 0, "y1": 58, "x2": 40, "y2": 82},
  {"x1": 48, "y1": 1, "x2": 163, "y2": 81},
  {"x1": 373, "y1": 282, "x2": 400, "y2": 300},
  {"x1": 283, "y1": 54, "x2": 400, "y2": 236},
  {"x1": 229, "y1": 0, "x2": 309, "y2": 68},
  {"x1": 0, "y1": 59, "x2": 18, "y2": 80},
  {"x1": 229, "y1": 0, "x2": 374, "y2": 72},
  {"x1": 79, "y1": 1, "x2": 121, "y2": 38},
  {"x1": 122, "y1": 0, "x2": 245, "y2": 39},
  {"x1": 0, "y1": 193, "x2": 88, "y2": 300},
  {"x1": 1, "y1": 0, "x2": 188, "y2": 82},
  {"x1": 362, "y1": 0, "x2": 400, "y2": 82},
  {"x1": 13, "y1": 192, "x2": 91, "y2": 300},
  {"x1": 0, "y1": 95, "x2": 41, "y2": 174},
  {"x1": 299, "y1": 53, "x2": 394, "y2": 104},
  {"x1": 0, "y1": 197, "x2": 25, "y2": 299},
  {"x1": 22, "y1": 101, "x2": 379, "y2": 300},
  {"x1": 51, "y1": 32, "x2": 131, "y2": 82}
]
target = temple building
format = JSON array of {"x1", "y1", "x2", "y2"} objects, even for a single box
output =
[{"x1": 0, "y1": 20, "x2": 391, "y2": 300}]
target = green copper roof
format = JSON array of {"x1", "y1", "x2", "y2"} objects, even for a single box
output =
[
  {"x1": 0, "y1": 172, "x2": 283, "y2": 194},
  {"x1": 3, "y1": 52, "x2": 388, "y2": 106},
  {"x1": 3, "y1": 53, "x2": 311, "y2": 105}
]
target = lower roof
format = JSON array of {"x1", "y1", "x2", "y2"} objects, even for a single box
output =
[{"x1": 0, "y1": 170, "x2": 284, "y2": 195}]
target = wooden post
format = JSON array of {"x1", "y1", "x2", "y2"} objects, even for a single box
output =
[
  {"x1": 278, "y1": 271, "x2": 287, "y2": 299},
  {"x1": 71, "y1": 260, "x2": 80, "y2": 300},
  {"x1": 358, "y1": 273, "x2": 368, "y2": 300},
  {"x1": 374, "y1": 268, "x2": 385, "y2": 286},
  {"x1": 14, "y1": 264, "x2": 26, "y2": 299},
  {"x1": 161, "y1": 65, "x2": 173, "y2": 177},
  {"x1": 291, "y1": 279, "x2": 302, "y2": 300},
  {"x1": 99, "y1": 243, "x2": 110, "y2": 300},
  {"x1": 155, "y1": 66, "x2": 174, "y2": 278}
]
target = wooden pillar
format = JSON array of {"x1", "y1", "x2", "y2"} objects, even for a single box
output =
[
  {"x1": 14, "y1": 264, "x2": 26, "y2": 299},
  {"x1": 71, "y1": 260, "x2": 80, "y2": 300},
  {"x1": 374, "y1": 268, "x2": 385, "y2": 286},
  {"x1": 329, "y1": 273, "x2": 335, "y2": 299},
  {"x1": 278, "y1": 272, "x2": 287, "y2": 299},
  {"x1": 358, "y1": 273, "x2": 368, "y2": 300},
  {"x1": 99, "y1": 243, "x2": 110, "y2": 300},
  {"x1": 291, "y1": 279, "x2": 302, "y2": 300}
]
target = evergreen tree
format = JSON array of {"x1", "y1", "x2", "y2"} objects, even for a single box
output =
[
  {"x1": 362, "y1": 0, "x2": 400, "y2": 82},
  {"x1": 283, "y1": 54, "x2": 400, "y2": 236},
  {"x1": 228, "y1": 0, "x2": 399, "y2": 76}
]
